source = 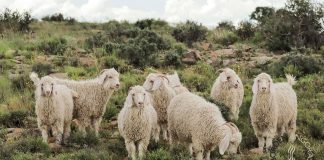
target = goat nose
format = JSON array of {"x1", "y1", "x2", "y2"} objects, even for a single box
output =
[
  {"x1": 116, "y1": 84, "x2": 120, "y2": 87},
  {"x1": 262, "y1": 87, "x2": 266, "y2": 90},
  {"x1": 138, "y1": 102, "x2": 143, "y2": 105},
  {"x1": 235, "y1": 84, "x2": 238, "y2": 87}
]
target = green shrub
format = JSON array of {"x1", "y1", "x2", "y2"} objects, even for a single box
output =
[
  {"x1": 236, "y1": 21, "x2": 255, "y2": 40},
  {"x1": 172, "y1": 20, "x2": 208, "y2": 46},
  {"x1": 216, "y1": 21, "x2": 235, "y2": 31},
  {"x1": 104, "y1": 105, "x2": 119, "y2": 120},
  {"x1": 0, "y1": 76, "x2": 12, "y2": 103},
  {"x1": 266, "y1": 54, "x2": 324, "y2": 77},
  {"x1": 103, "y1": 42, "x2": 120, "y2": 54},
  {"x1": 297, "y1": 109, "x2": 324, "y2": 139},
  {"x1": 0, "y1": 110, "x2": 30, "y2": 127},
  {"x1": 84, "y1": 32, "x2": 107, "y2": 49},
  {"x1": 0, "y1": 8, "x2": 32, "y2": 32},
  {"x1": 210, "y1": 29, "x2": 239, "y2": 46},
  {"x1": 68, "y1": 131, "x2": 99, "y2": 147},
  {"x1": 101, "y1": 55, "x2": 130, "y2": 73},
  {"x1": 11, "y1": 152, "x2": 47, "y2": 160},
  {"x1": 65, "y1": 66, "x2": 87, "y2": 79},
  {"x1": 55, "y1": 149, "x2": 116, "y2": 160},
  {"x1": 0, "y1": 59, "x2": 15, "y2": 73},
  {"x1": 38, "y1": 37, "x2": 67, "y2": 55},
  {"x1": 164, "y1": 51, "x2": 182, "y2": 67},
  {"x1": 31, "y1": 63, "x2": 53, "y2": 77},
  {"x1": 118, "y1": 30, "x2": 170, "y2": 68},
  {"x1": 145, "y1": 148, "x2": 172, "y2": 160},
  {"x1": 10, "y1": 73, "x2": 33, "y2": 91},
  {"x1": 0, "y1": 137, "x2": 50, "y2": 159}
]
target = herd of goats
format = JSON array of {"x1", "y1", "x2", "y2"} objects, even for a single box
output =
[{"x1": 28, "y1": 67, "x2": 297, "y2": 160}]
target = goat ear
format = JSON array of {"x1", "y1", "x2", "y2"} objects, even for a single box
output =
[
  {"x1": 124, "y1": 93, "x2": 133, "y2": 108},
  {"x1": 252, "y1": 79, "x2": 258, "y2": 94},
  {"x1": 29, "y1": 72, "x2": 40, "y2": 85},
  {"x1": 152, "y1": 77, "x2": 162, "y2": 91},
  {"x1": 219, "y1": 72, "x2": 227, "y2": 82},
  {"x1": 219, "y1": 133, "x2": 231, "y2": 155}
]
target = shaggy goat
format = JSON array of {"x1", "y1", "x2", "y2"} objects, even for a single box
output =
[
  {"x1": 210, "y1": 68, "x2": 244, "y2": 121},
  {"x1": 52, "y1": 68, "x2": 120, "y2": 136},
  {"x1": 118, "y1": 86, "x2": 159, "y2": 160},
  {"x1": 143, "y1": 73, "x2": 176, "y2": 140},
  {"x1": 30, "y1": 73, "x2": 78, "y2": 144},
  {"x1": 249, "y1": 73, "x2": 297, "y2": 151},
  {"x1": 168, "y1": 92, "x2": 242, "y2": 160}
]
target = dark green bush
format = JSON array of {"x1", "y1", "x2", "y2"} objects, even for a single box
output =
[
  {"x1": 84, "y1": 32, "x2": 107, "y2": 49},
  {"x1": 236, "y1": 21, "x2": 255, "y2": 40},
  {"x1": 0, "y1": 8, "x2": 32, "y2": 32},
  {"x1": 68, "y1": 131, "x2": 99, "y2": 147},
  {"x1": 266, "y1": 54, "x2": 324, "y2": 77},
  {"x1": 0, "y1": 110, "x2": 30, "y2": 128},
  {"x1": 145, "y1": 148, "x2": 172, "y2": 160},
  {"x1": 101, "y1": 56, "x2": 130, "y2": 73},
  {"x1": 211, "y1": 29, "x2": 239, "y2": 46},
  {"x1": 11, "y1": 73, "x2": 33, "y2": 91},
  {"x1": 164, "y1": 51, "x2": 182, "y2": 67},
  {"x1": 216, "y1": 21, "x2": 236, "y2": 31},
  {"x1": 0, "y1": 137, "x2": 50, "y2": 159},
  {"x1": 32, "y1": 63, "x2": 53, "y2": 77},
  {"x1": 172, "y1": 20, "x2": 208, "y2": 46},
  {"x1": 118, "y1": 30, "x2": 170, "y2": 68},
  {"x1": 38, "y1": 38, "x2": 67, "y2": 55}
]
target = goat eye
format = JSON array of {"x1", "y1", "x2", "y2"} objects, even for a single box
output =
[
  {"x1": 150, "y1": 80, "x2": 154, "y2": 83},
  {"x1": 108, "y1": 76, "x2": 113, "y2": 79},
  {"x1": 132, "y1": 93, "x2": 135, "y2": 96},
  {"x1": 258, "y1": 79, "x2": 260, "y2": 82},
  {"x1": 144, "y1": 93, "x2": 146, "y2": 96}
]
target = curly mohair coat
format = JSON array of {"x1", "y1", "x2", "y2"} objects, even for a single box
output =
[
  {"x1": 210, "y1": 68, "x2": 244, "y2": 121},
  {"x1": 30, "y1": 73, "x2": 78, "y2": 144},
  {"x1": 118, "y1": 86, "x2": 159, "y2": 160},
  {"x1": 52, "y1": 68, "x2": 120, "y2": 136},
  {"x1": 166, "y1": 71, "x2": 189, "y2": 94},
  {"x1": 249, "y1": 73, "x2": 297, "y2": 151},
  {"x1": 168, "y1": 92, "x2": 242, "y2": 160},
  {"x1": 143, "y1": 73, "x2": 176, "y2": 140}
]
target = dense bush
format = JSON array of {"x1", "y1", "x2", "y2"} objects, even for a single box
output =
[
  {"x1": 164, "y1": 51, "x2": 182, "y2": 67},
  {"x1": 41, "y1": 13, "x2": 77, "y2": 24},
  {"x1": 31, "y1": 63, "x2": 53, "y2": 77},
  {"x1": 210, "y1": 28, "x2": 239, "y2": 46},
  {"x1": 118, "y1": 30, "x2": 170, "y2": 68},
  {"x1": 68, "y1": 131, "x2": 99, "y2": 147},
  {"x1": 236, "y1": 21, "x2": 255, "y2": 40},
  {"x1": 84, "y1": 32, "x2": 107, "y2": 49},
  {"x1": 0, "y1": 8, "x2": 32, "y2": 33},
  {"x1": 216, "y1": 21, "x2": 236, "y2": 31},
  {"x1": 135, "y1": 19, "x2": 168, "y2": 30},
  {"x1": 0, "y1": 137, "x2": 50, "y2": 159},
  {"x1": 172, "y1": 20, "x2": 208, "y2": 46},
  {"x1": 0, "y1": 110, "x2": 30, "y2": 128},
  {"x1": 266, "y1": 54, "x2": 324, "y2": 77},
  {"x1": 252, "y1": 0, "x2": 324, "y2": 51},
  {"x1": 38, "y1": 37, "x2": 68, "y2": 55},
  {"x1": 101, "y1": 55, "x2": 130, "y2": 73}
]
